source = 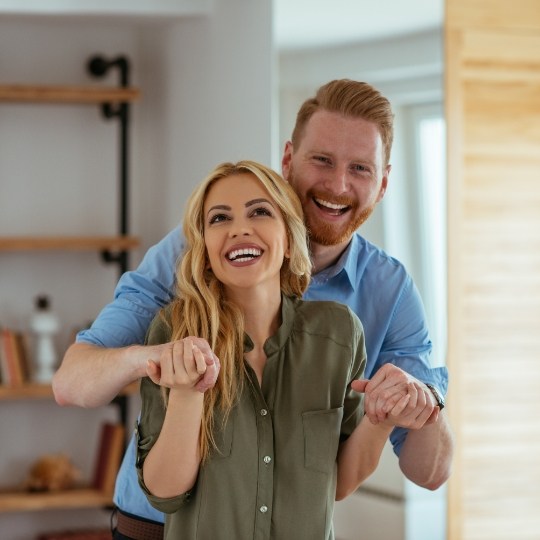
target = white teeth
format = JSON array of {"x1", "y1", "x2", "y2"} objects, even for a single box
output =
[
  {"x1": 314, "y1": 197, "x2": 347, "y2": 210},
  {"x1": 227, "y1": 248, "x2": 262, "y2": 261}
]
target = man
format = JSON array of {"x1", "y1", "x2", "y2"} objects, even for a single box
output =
[{"x1": 53, "y1": 79, "x2": 453, "y2": 540}]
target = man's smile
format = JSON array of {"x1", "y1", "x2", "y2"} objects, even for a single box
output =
[{"x1": 313, "y1": 196, "x2": 350, "y2": 216}]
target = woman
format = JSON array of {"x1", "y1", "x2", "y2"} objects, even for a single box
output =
[{"x1": 136, "y1": 160, "x2": 408, "y2": 539}]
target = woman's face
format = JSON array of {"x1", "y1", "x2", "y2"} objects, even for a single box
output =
[{"x1": 203, "y1": 172, "x2": 289, "y2": 296}]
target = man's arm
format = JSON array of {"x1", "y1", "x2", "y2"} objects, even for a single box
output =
[
  {"x1": 53, "y1": 342, "x2": 155, "y2": 408},
  {"x1": 352, "y1": 364, "x2": 453, "y2": 490},
  {"x1": 52, "y1": 227, "x2": 183, "y2": 408},
  {"x1": 398, "y1": 410, "x2": 453, "y2": 490}
]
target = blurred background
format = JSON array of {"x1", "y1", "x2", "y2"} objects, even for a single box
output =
[{"x1": 1, "y1": 1, "x2": 446, "y2": 538}]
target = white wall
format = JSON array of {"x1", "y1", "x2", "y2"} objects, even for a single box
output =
[{"x1": 0, "y1": 1, "x2": 273, "y2": 537}]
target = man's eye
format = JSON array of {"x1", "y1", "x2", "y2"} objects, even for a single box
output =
[
  {"x1": 314, "y1": 156, "x2": 330, "y2": 164},
  {"x1": 352, "y1": 164, "x2": 368, "y2": 173},
  {"x1": 209, "y1": 213, "x2": 229, "y2": 224}
]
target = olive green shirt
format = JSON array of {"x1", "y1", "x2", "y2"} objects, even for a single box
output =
[{"x1": 137, "y1": 295, "x2": 366, "y2": 540}]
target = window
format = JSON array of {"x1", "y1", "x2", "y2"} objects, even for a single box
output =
[{"x1": 413, "y1": 106, "x2": 447, "y2": 366}]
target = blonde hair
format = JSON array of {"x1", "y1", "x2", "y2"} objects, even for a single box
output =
[
  {"x1": 292, "y1": 79, "x2": 394, "y2": 166},
  {"x1": 163, "y1": 160, "x2": 311, "y2": 461}
]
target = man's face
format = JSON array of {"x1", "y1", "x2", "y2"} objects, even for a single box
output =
[{"x1": 282, "y1": 110, "x2": 390, "y2": 249}]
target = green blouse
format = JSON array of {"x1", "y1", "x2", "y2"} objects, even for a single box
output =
[{"x1": 137, "y1": 295, "x2": 366, "y2": 540}]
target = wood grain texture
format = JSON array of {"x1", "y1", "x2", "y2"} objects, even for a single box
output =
[
  {"x1": 0, "y1": 85, "x2": 140, "y2": 104},
  {"x1": 446, "y1": 1, "x2": 540, "y2": 538}
]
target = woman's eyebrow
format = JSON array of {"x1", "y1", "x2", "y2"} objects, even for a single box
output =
[
  {"x1": 245, "y1": 198, "x2": 272, "y2": 208},
  {"x1": 206, "y1": 204, "x2": 231, "y2": 216}
]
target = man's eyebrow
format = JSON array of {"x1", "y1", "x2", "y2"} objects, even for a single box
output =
[
  {"x1": 206, "y1": 204, "x2": 231, "y2": 216},
  {"x1": 245, "y1": 198, "x2": 272, "y2": 207}
]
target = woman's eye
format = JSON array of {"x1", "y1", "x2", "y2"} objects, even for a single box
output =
[
  {"x1": 209, "y1": 213, "x2": 229, "y2": 224},
  {"x1": 251, "y1": 207, "x2": 272, "y2": 217}
]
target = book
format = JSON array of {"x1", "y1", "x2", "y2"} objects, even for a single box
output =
[
  {"x1": 0, "y1": 328, "x2": 26, "y2": 386},
  {"x1": 92, "y1": 422, "x2": 125, "y2": 495},
  {"x1": 15, "y1": 331, "x2": 32, "y2": 381}
]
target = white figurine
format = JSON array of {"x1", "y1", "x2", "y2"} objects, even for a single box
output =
[{"x1": 30, "y1": 295, "x2": 60, "y2": 383}]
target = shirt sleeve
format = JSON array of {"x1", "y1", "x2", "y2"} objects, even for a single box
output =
[
  {"x1": 374, "y1": 276, "x2": 449, "y2": 455},
  {"x1": 77, "y1": 226, "x2": 184, "y2": 348},
  {"x1": 136, "y1": 312, "x2": 193, "y2": 513}
]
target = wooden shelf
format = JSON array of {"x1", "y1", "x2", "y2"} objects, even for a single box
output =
[
  {"x1": 0, "y1": 61, "x2": 139, "y2": 524},
  {"x1": 0, "y1": 236, "x2": 140, "y2": 252},
  {"x1": 0, "y1": 381, "x2": 139, "y2": 401},
  {"x1": 0, "y1": 85, "x2": 140, "y2": 104},
  {"x1": 0, "y1": 487, "x2": 113, "y2": 513}
]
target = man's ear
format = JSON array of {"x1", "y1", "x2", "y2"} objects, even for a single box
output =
[
  {"x1": 376, "y1": 164, "x2": 391, "y2": 202},
  {"x1": 281, "y1": 141, "x2": 293, "y2": 181}
]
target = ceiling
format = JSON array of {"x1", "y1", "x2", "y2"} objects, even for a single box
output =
[{"x1": 274, "y1": 0, "x2": 444, "y2": 50}]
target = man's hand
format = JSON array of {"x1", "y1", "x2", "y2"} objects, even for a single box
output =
[
  {"x1": 352, "y1": 364, "x2": 439, "y2": 429},
  {"x1": 146, "y1": 336, "x2": 220, "y2": 393}
]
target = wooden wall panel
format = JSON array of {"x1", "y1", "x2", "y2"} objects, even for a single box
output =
[
  {"x1": 448, "y1": 0, "x2": 540, "y2": 31},
  {"x1": 446, "y1": 2, "x2": 540, "y2": 539}
]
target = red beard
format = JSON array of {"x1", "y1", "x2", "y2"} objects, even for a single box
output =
[{"x1": 288, "y1": 167, "x2": 374, "y2": 246}]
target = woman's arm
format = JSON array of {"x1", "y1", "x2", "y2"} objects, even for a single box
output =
[
  {"x1": 336, "y1": 390, "x2": 411, "y2": 501},
  {"x1": 143, "y1": 386, "x2": 204, "y2": 497},
  {"x1": 336, "y1": 415, "x2": 392, "y2": 501},
  {"x1": 142, "y1": 339, "x2": 212, "y2": 498}
]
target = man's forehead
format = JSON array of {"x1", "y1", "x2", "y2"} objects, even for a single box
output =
[{"x1": 300, "y1": 111, "x2": 383, "y2": 159}]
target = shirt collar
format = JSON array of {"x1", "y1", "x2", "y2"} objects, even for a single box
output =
[
  {"x1": 310, "y1": 234, "x2": 362, "y2": 291},
  {"x1": 242, "y1": 294, "x2": 297, "y2": 356},
  {"x1": 262, "y1": 294, "x2": 298, "y2": 357}
]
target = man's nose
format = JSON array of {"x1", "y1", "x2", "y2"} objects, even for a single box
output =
[{"x1": 324, "y1": 166, "x2": 349, "y2": 195}]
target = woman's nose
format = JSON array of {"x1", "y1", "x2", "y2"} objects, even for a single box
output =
[{"x1": 229, "y1": 220, "x2": 253, "y2": 238}]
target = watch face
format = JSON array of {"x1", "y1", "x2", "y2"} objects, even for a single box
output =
[{"x1": 426, "y1": 384, "x2": 445, "y2": 409}]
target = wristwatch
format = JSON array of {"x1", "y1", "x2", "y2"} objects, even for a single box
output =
[{"x1": 425, "y1": 383, "x2": 445, "y2": 410}]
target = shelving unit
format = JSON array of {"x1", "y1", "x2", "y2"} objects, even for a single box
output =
[
  {"x1": 0, "y1": 383, "x2": 139, "y2": 513},
  {"x1": 0, "y1": 55, "x2": 141, "y2": 516},
  {"x1": 0, "y1": 55, "x2": 141, "y2": 275},
  {"x1": 0, "y1": 85, "x2": 139, "y2": 103},
  {"x1": 0, "y1": 488, "x2": 114, "y2": 513},
  {"x1": 0, "y1": 381, "x2": 139, "y2": 401},
  {"x1": 0, "y1": 236, "x2": 139, "y2": 252}
]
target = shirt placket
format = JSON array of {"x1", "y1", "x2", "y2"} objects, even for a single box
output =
[{"x1": 248, "y1": 374, "x2": 275, "y2": 540}]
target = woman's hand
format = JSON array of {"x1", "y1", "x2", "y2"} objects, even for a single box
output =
[{"x1": 146, "y1": 337, "x2": 220, "y2": 393}]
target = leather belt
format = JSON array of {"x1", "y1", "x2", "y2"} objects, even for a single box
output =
[{"x1": 116, "y1": 511, "x2": 164, "y2": 540}]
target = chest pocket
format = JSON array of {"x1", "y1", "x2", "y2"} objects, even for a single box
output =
[{"x1": 302, "y1": 407, "x2": 343, "y2": 474}]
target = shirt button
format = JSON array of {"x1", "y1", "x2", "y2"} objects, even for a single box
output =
[
  {"x1": 263, "y1": 456, "x2": 272, "y2": 464},
  {"x1": 260, "y1": 505, "x2": 268, "y2": 513},
  {"x1": 260, "y1": 409, "x2": 268, "y2": 416}
]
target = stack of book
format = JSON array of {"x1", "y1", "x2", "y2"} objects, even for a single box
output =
[{"x1": 0, "y1": 328, "x2": 31, "y2": 386}]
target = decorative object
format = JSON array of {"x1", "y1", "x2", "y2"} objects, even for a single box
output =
[
  {"x1": 30, "y1": 295, "x2": 60, "y2": 383},
  {"x1": 25, "y1": 453, "x2": 81, "y2": 492}
]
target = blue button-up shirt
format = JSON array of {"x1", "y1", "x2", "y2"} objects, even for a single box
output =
[{"x1": 78, "y1": 226, "x2": 448, "y2": 522}]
